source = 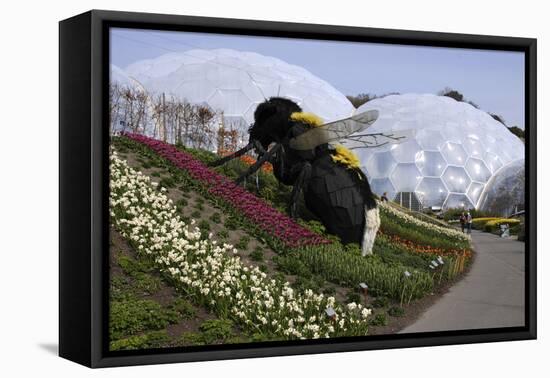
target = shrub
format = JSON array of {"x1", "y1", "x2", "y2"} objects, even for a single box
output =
[
  {"x1": 369, "y1": 313, "x2": 388, "y2": 326},
  {"x1": 346, "y1": 291, "x2": 362, "y2": 304},
  {"x1": 199, "y1": 319, "x2": 235, "y2": 344},
  {"x1": 250, "y1": 248, "x2": 264, "y2": 262},
  {"x1": 484, "y1": 218, "x2": 521, "y2": 233},
  {"x1": 110, "y1": 330, "x2": 169, "y2": 351},
  {"x1": 198, "y1": 219, "x2": 211, "y2": 232},
  {"x1": 210, "y1": 212, "x2": 222, "y2": 223},
  {"x1": 170, "y1": 298, "x2": 197, "y2": 319},
  {"x1": 110, "y1": 298, "x2": 179, "y2": 339},
  {"x1": 176, "y1": 198, "x2": 188, "y2": 208},
  {"x1": 388, "y1": 306, "x2": 405, "y2": 317},
  {"x1": 235, "y1": 235, "x2": 250, "y2": 250},
  {"x1": 372, "y1": 296, "x2": 389, "y2": 308}
]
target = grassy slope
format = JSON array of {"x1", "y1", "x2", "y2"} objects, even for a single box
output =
[{"x1": 109, "y1": 136, "x2": 473, "y2": 348}]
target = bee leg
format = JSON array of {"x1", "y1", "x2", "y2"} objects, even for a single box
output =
[
  {"x1": 235, "y1": 143, "x2": 281, "y2": 184},
  {"x1": 289, "y1": 162, "x2": 311, "y2": 219},
  {"x1": 252, "y1": 139, "x2": 268, "y2": 155},
  {"x1": 208, "y1": 142, "x2": 254, "y2": 167}
]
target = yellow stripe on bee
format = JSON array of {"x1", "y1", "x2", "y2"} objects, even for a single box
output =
[
  {"x1": 290, "y1": 111, "x2": 324, "y2": 127},
  {"x1": 331, "y1": 144, "x2": 361, "y2": 170}
]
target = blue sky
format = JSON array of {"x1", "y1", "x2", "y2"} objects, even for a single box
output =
[{"x1": 111, "y1": 28, "x2": 525, "y2": 128}]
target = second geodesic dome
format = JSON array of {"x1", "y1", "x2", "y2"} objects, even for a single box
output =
[{"x1": 344, "y1": 94, "x2": 524, "y2": 211}]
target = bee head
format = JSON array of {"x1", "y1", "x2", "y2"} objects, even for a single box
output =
[{"x1": 249, "y1": 97, "x2": 302, "y2": 148}]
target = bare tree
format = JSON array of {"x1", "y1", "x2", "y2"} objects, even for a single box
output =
[
  {"x1": 109, "y1": 83, "x2": 123, "y2": 135},
  {"x1": 190, "y1": 105, "x2": 216, "y2": 149}
]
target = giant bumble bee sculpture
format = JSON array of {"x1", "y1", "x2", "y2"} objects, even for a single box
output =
[{"x1": 210, "y1": 97, "x2": 409, "y2": 255}]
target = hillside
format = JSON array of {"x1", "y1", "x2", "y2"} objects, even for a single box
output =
[{"x1": 108, "y1": 134, "x2": 472, "y2": 351}]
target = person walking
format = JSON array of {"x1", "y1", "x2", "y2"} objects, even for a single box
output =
[
  {"x1": 459, "y1": 212, "x2": 466, "y2": 233},
  {"x1": 466, "y1": 211, "x2": 473, "y2": 234},
  {"x1": 380, "y1": 192, "x2": 389, "y2": 202}
]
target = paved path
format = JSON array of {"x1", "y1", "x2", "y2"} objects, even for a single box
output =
[{"x1": 401, "y1": 230, "x2": 525, "y2": 333}]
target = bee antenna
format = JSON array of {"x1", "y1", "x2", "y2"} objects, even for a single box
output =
[{"x1": 246, "y1": 71, "x2": 267, "y2": 101}]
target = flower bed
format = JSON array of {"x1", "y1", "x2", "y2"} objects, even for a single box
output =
[
  {"x1": 378, "y1": 201, "x2": 469, "y2": 243},
  {"x1": 379, "y1": 231, "x2": 471, "y2": 258},
  {"x1": 110, "y1": 152, "x2": 370, "y2": 340},
  {"x1": 122, "y1": 133, "x2": 329, "y2": 248}
]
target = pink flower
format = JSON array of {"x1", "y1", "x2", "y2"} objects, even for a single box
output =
[{"x1": 122, "y1": 133, "x2": 331, "y2": 248}]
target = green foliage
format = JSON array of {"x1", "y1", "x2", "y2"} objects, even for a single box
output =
[
  {"x1": 224, "y1": 216, "x2": 239, "y2": 230},
  {"x1": 198, "y1": 319, "x2": 235, "y2": 344},
  {"x1": 375, "y1": 236, "x2": 433, "y2": 271},
  {"x1": 176, "y1": 198, "x2": 188, "y2": 208},
  {"x1": 198, "y1": 219, "x2": 211, "y2": 232},
  {"x1": 388, "y1": 306, "x2": 405, "y2": 317},
  {"x1": 346, "y1": 291, "x2": 362, "y2": 304},
  {"x1": 369, "y1": 313, "x2": 388, "y2": 326},
  {"x1": 273, "y1": 254, "x2": 312, "y2": 279},
  {"x1": 442, "y1": 207, "x2": 497, "y2": 222},
  {"x1": 218, "y1": 229, "x2": 229, "y2": 239},
  {"x1": 372, "y1": 296, "x2": 389, "y2": 308},
  {"x1": 116, "y1": 253, "x2": 162, "y2": 295},
  {"x1": 249, "y1": 247, "x2": 265, "y2": 262},
  {"x1": 507, "y1": 126, "x2": 525, "y2": 140},
  {"x1": 110, "y1": 330, "x2": 170, "y2": 351},
  {"x1": 191, "y1": 210, "x2": 201, "y2": 219},
  {"x1": 293, "y1": 244, "x2": 434, "y2": 301},
  {"x1": 159, "y1": 176, "x2": 177, "y2": 189},
  {"x1": 210, "y1": 212, "x2": 222, "y2": 223},
  {"x1": 291, "y1": 275, "x2": 325, "y2": 293},
  {"x1": 180, "y1": 332, "x2": 206, "y2": 346},
  {"x1": 110, "y1": 298, "x2": 179, "y2": 339},
  {"x1": 235, "y1": 235, "x2": 251, "y2": 250},
  {"x1": 170, "y1": 298, "x2": 197, "y2": 319}
]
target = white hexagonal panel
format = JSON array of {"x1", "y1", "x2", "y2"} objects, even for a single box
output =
[
  {"x1": 465, "y1": 158, "x2": 491, "y2": 183},
  {"x1": 390, "y1": 139, "x2": 422, "y2": 163},
  {"x1": 484, "y1": 152, "x2": 504, "y2": 174},
  {"x1": 467, "y1": 182, "x2": 485, "y2": 207},
  {"x1": 365, "y1": 151, "x2": 397, "y2": 179},
  {"x1": 462, "y1": 136, "x2": 485, "y2": 158},
  {"x1": 390, "y1": 163, "x2": 422, "y2": 192},
  {"x1": 370, "y1": 178, "x2": 396, "y2": 201},
  {"x1": 416, "y1": 177, "x2": 448, "y2": 208},
  {"x1": 415, "y1": 128, "x2": 445, "y2": 151},
  {"x1": 441, "y1": 142, "x2": 468, "y2": 166},
  {"x1": 442, "y1": 166, "x2": 471, "y2": 193},
  {"x1": 444, "y1": 193, "x2": 475, "y2": 210},
  {"x1": 416, "y1": 151, "x2": 447, "y2": 177}
]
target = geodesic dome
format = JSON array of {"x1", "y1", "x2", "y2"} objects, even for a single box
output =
[
  {"x1": 479, "y1": 159, "x2": 525, "y2": 216},
  {"x1": 123, "y1": 49, "x2": 354, "y2": 133},
  {"x1": 344, "y1": 94, "x2": 525, "y2": 210},
  {"x1": 111, "y1": 64, "x2": 140, "y2": 88}
]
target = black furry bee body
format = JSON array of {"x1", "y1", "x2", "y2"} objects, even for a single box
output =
[{"x1": 211, "y1": 97, "x2": 379, "y2": 248}]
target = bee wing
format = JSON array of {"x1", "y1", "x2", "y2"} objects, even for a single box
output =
[
  {"x1": 339, "y1": 129, "x2": 416, "y2": 150},
  {"x1": 288, "y1": 109, "x2": 379, "y2": 151}
]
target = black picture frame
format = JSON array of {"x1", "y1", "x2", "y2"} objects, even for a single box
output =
[{"x1": 59, "y1": 9, "x2": 537, "y2": 368}]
